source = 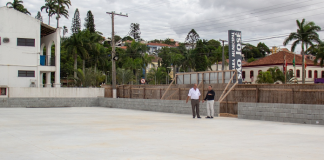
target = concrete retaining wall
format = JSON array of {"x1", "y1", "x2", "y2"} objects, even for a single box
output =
[
  {"x1": 238, "y1": 102, "x2": 324, "y2": 125},
  {"x1": 7, "y1": 88, "x2": 105, "y2": 98},
  {"x1": 0, "y1": 98, "x2": 98, "y2": 108},
  {"x1": 99, "y1": 98, "x2": 220, "y2": 116}
]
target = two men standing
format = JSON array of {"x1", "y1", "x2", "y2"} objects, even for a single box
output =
[{"x1": 186, "y1": 84, "x2": 215, "y2": 119}]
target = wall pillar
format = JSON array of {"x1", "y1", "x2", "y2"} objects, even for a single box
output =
[
  {"x1": 46, "y1": 72, "x2": 51, "y2": 88},
  {"x1": 54, "y1": 28, "x2": 61, "y2": 88},
  {"x1": 40, "y1": 73, "x2": 44, "y2": 88}
]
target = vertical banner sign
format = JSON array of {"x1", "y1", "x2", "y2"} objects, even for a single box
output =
[{"x1": 228, "y1": 30, "x2": 243, "y2": 84}]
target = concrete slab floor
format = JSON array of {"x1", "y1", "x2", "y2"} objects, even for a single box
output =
[{"x1": 0, "y1": 107, "x2": 323, "y2": 160}]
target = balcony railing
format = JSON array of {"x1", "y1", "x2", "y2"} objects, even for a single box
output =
[{"x1": 40, "y1": 55, "x2": 55, "y2": 66}]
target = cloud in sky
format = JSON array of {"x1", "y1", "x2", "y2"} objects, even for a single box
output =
[{"x1": 1, "y1": 0, "x2": 324, "y2": 53}]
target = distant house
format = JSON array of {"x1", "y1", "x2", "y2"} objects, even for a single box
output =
[
  {"x1": 242, "y1": 51, "x2": 324, "y2": 84},
  {"x1": 147, "y1": 43, "x2": 175, "y2": 55},
  {"x1": 0, "y1": 7, "x2": 61, "y2": 88}
]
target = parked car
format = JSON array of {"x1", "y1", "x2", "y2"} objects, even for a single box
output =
[{"x1": 314, "y1": 78, "x2": 324, "y2": 83}]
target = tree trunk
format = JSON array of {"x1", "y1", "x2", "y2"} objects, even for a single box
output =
[
  {"x1": 74, "y1": 54, "x2": 77, "y2": 79},
  {"x1": 56, "y1": 4, "x2": 60, "y2": 28},
  {"x1": 301, "y1": 42, "x2": 305, "y2": 84},
  {"x1": 82, "y1": 60, "x2": 85, "y2": 73},
  {"x1": 48, "y1": 16, "x2": 50, "y2": 25}
]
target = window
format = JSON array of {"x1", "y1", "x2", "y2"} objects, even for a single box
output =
[
  {"x1": 250, "y1": 70, "x2": 254, "y2": 78},
  {"x1": 0, "y1": 88, "x2": 6, "y2": 95},
  {"x1": 17, "y1": 38, "x2": 35, "y2": 47},
  {"x1": 258, "y1": 70, "x2": 262, "y2": 75},
  {"x1": 308, "y1": 70, "x2": 312, "y2": 78},
  {"x1": 315, "y1": 71, "x2": 318, "y2": 78},
  {"x1": 297, "y1": 70, "x2": 300, "y2": 78},
  {"x1": 18, "y1": 70, "x2": 35, "y2": 77},
  {"x1": 242, "y1": 71, "x2": 246, "y2": 80}
]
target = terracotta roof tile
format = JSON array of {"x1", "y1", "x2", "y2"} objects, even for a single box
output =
[
  {"x1": 243, "y1": 51, "x2": 316, "y2": 67},
  {"x1": 147, "y1": 43, "x2": 174, "y2": 47}
]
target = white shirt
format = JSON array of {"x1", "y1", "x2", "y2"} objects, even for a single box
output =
[{"x1": 188, "y1": 88, "x2": 201, "y2": 100}]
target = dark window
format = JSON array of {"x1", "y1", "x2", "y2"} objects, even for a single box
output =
[
  {"x1": 17, "y1": 38, "x2": 35, "y2": 47},
  {"x1": 297, "y1": 70, "x2": 300, "y2": 78},
  {"x1": 0, "y1": 88, "x2": 6, "y2": 95},
  {"x1": 18, "y1": 70, "x2": 35, "y2": 77},
  {"x1": 308, "y1": 70, "x2": 312, "y2": 78},
  {"x1": 242, "y1": 71, "x2": 245, "y2": 79},
  {"x1": 315, "y1": 71, "x2": 318, "y2": 78},
  {"x1": 250, "y1": 70, "x2": 254, "y2": 78}
]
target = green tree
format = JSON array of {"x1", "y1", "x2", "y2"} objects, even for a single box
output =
[
  {"x1": 307, "y1": 42, "x2": 324, "y2": 67},
  {"x1": 35, "y1": 11, "x2": 43, "y2": 22},
  {"x1": 71, "y1": 8, "x2": 81, "y2": 34},
  {"x1": 116, "y1": 68, "x2": 134, "y2": 85},
  {"x1": 242, "y1": 44, "x2": 262, "y2": 59},
  {"x1": 185, "y1": 29, "x2": 200, "y2": 50},
  {"x1": 256, "y1": 71, "x2": 274, "y2": 84},
  {"x1": 75, "y1": 68, "x2": 105, "y2": 87},
  {"x1": 283, "y1": 19, "x2": 321, "y2": 84},
  {"x1": 163, "y1": 38, "x2": 176, "y2": 45},
  {"x1": 84, "y1": 10, "x2": 95, "y2": 33},
  {"x1": 63, "y1": 31, "x2": 89, "y2": 78},
  {"x1": 192, "y1": 40, "x2": 208, "y2": 71},
  {"x1": 41, "y1": 0, "x2": 56, "y2": 25},
  {"x1": 207, "y1": 39, "x2": 221, "y2": 49},
  {"x1": 6, "y1": 0, "x2": 31, "y2": 15},
  {"x1": 257, "y1": 42, "x2": 270, "y2": 56},
  {"x1": 268, "y1": 67, "x2": 285, "y2": 83},
  {"x1": 247, "y1": 58, "x2": 256, "y2": 63},
  {"x1": 53, "y1": 0, "x2": 71, "y2": 28},
  {"x1": 147, "y1": 67, "x2": 168, "y2": 85},
  {"x1": 129, "y1": 23, "x2": 141, "y2": 41},
  {"x1": 122, "y1": 36, "x2": 134, "y2": 42}
]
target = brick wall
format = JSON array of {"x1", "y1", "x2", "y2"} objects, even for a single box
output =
[
  {"x1": 99, "y1": 98, "x2": 220, "y2": 117},
  {"x1": 0, "y1": 98, "x2": 99, "y2": 108},
  {"x1": 238, "y1": 102, "x2": 324, "y2": 125}
]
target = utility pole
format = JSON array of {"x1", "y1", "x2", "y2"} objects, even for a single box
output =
[
  {"x1": 219, "y1": 39, "x2": 227, "y2": 71},
  {"x1": 106, "y1": 11, "x2": 128, "y2": 98}
]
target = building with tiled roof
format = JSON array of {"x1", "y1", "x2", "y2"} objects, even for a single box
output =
[
  {"x1": 242, "y1": 51, "x2": 324, "y2": 84},
  {"x1": 147, "y1": 43, "x2": 176, "y2": 55}
]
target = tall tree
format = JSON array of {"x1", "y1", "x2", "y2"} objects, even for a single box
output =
[
  {"x1": 53, "y1": 0, "x2": 71, "y2": 28},
  {"x1": 6, "y1": 0, "x2": 31, "y2": 15},
  {"x1": 63, "y1": 26, "x2": 68, "y2": 38},
  {"x1": 84, "y1": 10, "x2": 95, "y2": 33},
  {"x1": 71, "y1": 8, "x2": 81, "y2": 34},
  {"x1": 257, "y1": 42, "x2": 270, "y2": 56},
  {"x1": 35, "y1": 11, "x2": 43, "y2": 22},
  {"x1": 283, "y1": 19, "x2": 321, "y2": 84},
  {"x1": 185, "y1": 29, "x2": 200, "y2": 50},
  {"x1": 307, "y1": 42, "x2": 324, "y2": 67},
  {"x1": 63, "y1": 31, "x2": 88, "y2": 78},
  {"x1": 41, "y1": 0, "x2": 56, "y2": 25},
  {"x1": 129, "y1": 23, "x2": 141, "y2": 41}
]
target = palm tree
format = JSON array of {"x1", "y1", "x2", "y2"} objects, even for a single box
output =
[
  {"x1": 307, "y1": 43, "x2": 324, "y2": 67},
  {"x1": 268, "y1": 67, "x2": 285, "y2": 83},
  {"x1": 6, "y1": 0, "x2": 31, "y2": 15},
  {"x1": 283, "y1": 19, "x2": 321, "y2": 83},
  {"x1": 41, "y1": 0, "x2": 56, "y2": 25},
  {"x1": 63, "y1": 31, "x2": 88, "y2": 78},
  {"x1": 52, "y1": 0, "x2": 71, "y2": 28}
]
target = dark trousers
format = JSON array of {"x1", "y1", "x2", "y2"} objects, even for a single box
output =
[{"x1": 191, "y1": 99, "x2": 200, "y2": 117}]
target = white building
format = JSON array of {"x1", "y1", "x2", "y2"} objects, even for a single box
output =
[
  {"x1": 0, "y1": 7, "x2": 61, "y2": 89},
  {"x1": 147, "y1": 43, "x2": 175, "y2": 55},
  {"x1": 242, "y1": 51, "x2": 324, "y2": 84}
]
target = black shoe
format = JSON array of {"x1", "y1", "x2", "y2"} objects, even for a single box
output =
[
  {"x1": 193, "y1": 117, "x2": 195, "y2": 119},
  {"x1": 197, "y1": 117, "x2": 201, "y2": 119},
  {"x1": 211, "y1": 117, "x2": 214, "y2": 119},
  {"x1": 206, "y1": 116, "x2": 211, "y2": 119}
]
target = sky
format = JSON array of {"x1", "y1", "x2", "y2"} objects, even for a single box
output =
[{"x1": 2, "y1": 0, "x2": 324, "y2": 53}]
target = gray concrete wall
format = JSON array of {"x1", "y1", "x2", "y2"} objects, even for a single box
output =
[
  {"x1": 0, "y1": 98, "x2": 99, "y2": 108},
  {"x1": 238, "y1": 102, "x2": 324, "y2": 125},
  {"x1": 99, "y1": 98, "x2": 220, "y2": 117}
]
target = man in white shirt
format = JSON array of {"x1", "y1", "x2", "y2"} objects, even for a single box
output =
[{"x1": 186, "y1": 84, "x2": 201, "y2": 119}]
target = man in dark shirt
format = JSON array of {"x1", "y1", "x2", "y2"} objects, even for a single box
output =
[{"x1": 202, "y1": 85, "x2": 215, "y2": 119}]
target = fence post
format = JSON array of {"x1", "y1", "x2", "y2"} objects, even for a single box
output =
[
  {"x1": 222, "y1": 71, "x2": 225, "y2": 84},
  {"x1": 160, "y1": 88, "x2": 162, "y2": 99},
  {"x1": 292, "y1": 88, "x2": 295, "y2": 104},
  {"x1": 122, "y1": 85, "x2": 124, "y2": 98},
  {"x1": 143, "y1": 88, "x2": 145, "y2": 99},
  {"x1": 202, "y1": 73, "x2": 204, "y2": 102},
  {"x1": 179, "y1": 88, "x2": 181, "y2": 100},
  {"x1": 129, "y1": 85, "x2": 131, "y2": 98},
  {"x1": 256, "y1": 86, "x2": 259, "y2": 103}
]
